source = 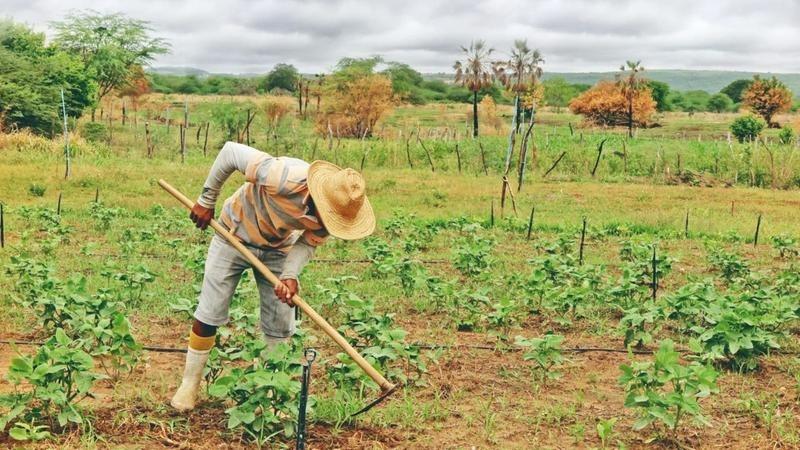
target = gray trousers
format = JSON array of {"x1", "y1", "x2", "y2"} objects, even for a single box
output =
[{"x1": 194, "y1": 235, "x2": 295, "y2": 338}]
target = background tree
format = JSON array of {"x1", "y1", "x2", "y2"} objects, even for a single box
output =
[
  {"x1": 730, "y1": 115, "x2": 765, "y2": 142},
  {"x1": 382, "y1": 62, "x2": 425, "y2": 104},
  {"x1": 742, "y1": 76, "x2": 793, "y2": 127},
  {"x1": 707, "y1": 93, "x2": 733, "y2": 113},
  {"x1": 647, "y1": 80, "x2": 671, "y2": 112},
  {"x1": 264, "y1": 63, "x2": 299, "y2": 93},
  {"x1": 316, "y1": 57, "x2": 394, "y2": 138},
  {"x1": 53, "y1": 11, "x2": 168, "y2": 120},
  {"x1": 496, "y1": 40, "x2": 544, "y2": 129},
  {"x1": 721, "y1": 79, "x2": 753, "y2": 104},
  {"x1": 0, "y1": 19, "x2": 95, "y2": 134},
  {"x1": 453, "y1": 40, "x2": 496, "y2": 138},
  {"x1": 569, "y1": 81, "x2": 656, "y2": 127},
  {"x1": 616, "y1": 60, "x2": 647, "y2": 138}
]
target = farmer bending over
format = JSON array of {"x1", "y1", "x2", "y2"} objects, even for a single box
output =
[{"x1": 171, "y1": 141, "x2": 375, "y2": 411}]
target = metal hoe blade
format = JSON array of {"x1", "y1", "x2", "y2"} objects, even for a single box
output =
[{"x1": 349, "y1": 383, "x2": 401, "y2": 418}]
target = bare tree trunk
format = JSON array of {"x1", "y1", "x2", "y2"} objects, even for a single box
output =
[
  {"x1": 60, "y1": 89, "x2": 70, "y2": 179},
  {"x1": 472, "y1": 91, "x2": 479, "y2": 138}
]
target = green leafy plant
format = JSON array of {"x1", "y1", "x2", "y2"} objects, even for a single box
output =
[
  {"x1": 619, "y1": 301, "x2": 662, "y2": 348},
  {"x1": 28, "y1": 183, "x2": 46, "y2": 197},
  {"x1": 1, "y1": 329, "x2": 105, "y2": 438},
  {"x1": 619, "y1": 340, "x2": 719, "y2": 437},
  {"x1": 452, "y1": 228, "x2": 494, "y2": 277},
  {"x1": 208, "y1": 340, "x2": 302, "y2": 444},
  {"x1": 687, "y1": 289, "x2": 794, "y2": 371},
  {"x1": 515, "y1": 333, "x2": 565, "y2": 381},
  {"x1": 596, "y1": 417, "x2": 617, "y2": 449},
  {"x1": 770, "y1": 234, "x2": 799, "y2": 259},
  {"x1": 329, "y1": 292, "x2": 425, "y2": 388},
  {"x1": 730, "y1": 115, "x2": 765, "y2": 143},
  {"x1": 706, "y1": 245, "x2": 750, "y2": 283},
  {"x1": 778, "y1": 125, "x2": 796, "y2": 145}
]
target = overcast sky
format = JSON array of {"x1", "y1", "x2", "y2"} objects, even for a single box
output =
[{"x1": 6, "y1": 0, "x2": 800, "y2": 74}]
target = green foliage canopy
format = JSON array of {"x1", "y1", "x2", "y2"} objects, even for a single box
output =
[
  {"x1": 264, "y1": 63, "x2": 299, "y2": 93},
  {"x1": 52, "y1": 11, "x2": 168, "y2": 103},
  {"x1": 721, "y1": 79, "x2": 753, "y2": 103},
  {"x1": 0, "y1": 20, "x2": 95, "y2": 134},
  {"x1": 707, "y1": 92, "x2": 733, "y2": 113}
]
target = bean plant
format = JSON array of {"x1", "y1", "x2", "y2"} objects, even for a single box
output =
[{"x1": 619, "y1": 340, "x2": 719, "y2": 437}]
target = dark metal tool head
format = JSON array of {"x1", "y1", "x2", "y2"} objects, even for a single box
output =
[{"x1": 349, "y1": 383, "x2": 401, "y2": 418}]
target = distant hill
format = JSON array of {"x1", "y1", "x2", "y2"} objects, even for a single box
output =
[
  {"x1": 540, "y1": 70, "x2": 800, "y2": 94},
  {"x1": 149, "y1": 66, "x2": 210, "y2": 76},
  {"x1": 150, "y1": 66, "x2": 800, "y2": 95},
  {"x1": 427, "y1": 69, "x2": 800, "y2": 94}
]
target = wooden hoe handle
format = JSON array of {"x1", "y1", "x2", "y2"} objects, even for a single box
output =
[{"x1": 158, "y1": 179, "x2": 395, "y2": 392}]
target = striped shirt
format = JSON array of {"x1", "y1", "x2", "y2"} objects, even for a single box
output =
[{"x1": 198, "y1": 142, "x2": 329, "y2": 252}]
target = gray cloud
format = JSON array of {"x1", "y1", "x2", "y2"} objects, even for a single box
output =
[{"x1": 6, "y1": 0, "x2": 800, "y2": 74}]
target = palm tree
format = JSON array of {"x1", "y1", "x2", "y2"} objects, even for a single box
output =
[
  {"x1": 454, "y1": 40, "x2": 495, "y2": 138},
  {"x1": 497, "y1": 40, "x2": 544, "y2": 131},
  {"x1": 616, "y1": 60, "x2": 646, "y2": 138}
]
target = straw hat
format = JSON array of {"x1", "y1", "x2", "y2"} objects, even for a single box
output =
[{"x1": 307, "y1": 161, "x2": 375, "y2": 240}]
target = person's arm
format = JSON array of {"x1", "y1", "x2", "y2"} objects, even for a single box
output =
[
  {"x1": 190, "y1": 142, "x2": 263, "y2": 229},
  {"x1": 197, "y1": 142, "x2": 263, "y2": 208},
  {"x1": 274, "y1": 231, "x2": 327, "y2": 304}
]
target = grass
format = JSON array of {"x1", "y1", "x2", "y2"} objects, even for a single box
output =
[{"x1": 1, "y1": 95, "x2": 799, "y2": 448}]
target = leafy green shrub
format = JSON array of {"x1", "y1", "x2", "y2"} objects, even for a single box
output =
[
  {"x1": 778, "y1": 125, "x2": 796, "y2": 145},
  {"x1": 1, "y1": 329, "x2": 105, "y2": 439},
  {"x1": 81, "y1": 122, "x2": 108, "y2": 143},
  {"x1": 619, "y1": 340, "x2": 719, "y2": 435},
  {"x1": 28, "y1": 183, "x2": 46, "y2": 197},
  {"x1": 515, "y1": 333, "x2": 565, "y2": 380},
  {"x1": 730, "y1": 115, "x2": 765, "y2": 143}
]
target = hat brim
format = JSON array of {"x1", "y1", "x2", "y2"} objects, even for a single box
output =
[{"x1": 307, "y1": 160, "x2": 376, "y2": 240}]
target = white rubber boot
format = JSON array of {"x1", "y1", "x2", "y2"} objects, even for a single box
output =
[
  {"x1": 263, "y1": 334, "x2": 290, "y2": 353},
  {"x1": 170, "y1": 348, "x2": 210, "y2": 411}
]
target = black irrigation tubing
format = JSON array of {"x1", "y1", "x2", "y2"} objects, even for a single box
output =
[
  {"x1": 7, "y1": 338, "x2": 775, "y2": 357},
  {"x1": 76, "y1": 253, "x2": 453, "y2": 265}
]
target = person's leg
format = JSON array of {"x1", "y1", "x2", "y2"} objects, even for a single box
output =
[
  {"x1": 254, "y1": 249, "x2": 295, "y2": 352},
  {"x1": 171, "y1": 235, "x2": 247, "y2": 411}
]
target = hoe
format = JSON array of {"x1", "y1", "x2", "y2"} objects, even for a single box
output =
[{"x1": 158, "y1": 179, "x2": 398, "y2": 417}]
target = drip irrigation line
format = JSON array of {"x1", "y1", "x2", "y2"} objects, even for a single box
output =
[
  {"x1": 3, "y1": 338, "x2": 758, "y2": 357},
  {"x1": 76, "y1": 253, "x2": 453, "y2": 265}
]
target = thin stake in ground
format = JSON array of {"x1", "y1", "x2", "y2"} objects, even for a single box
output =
[
  {"x1": 1, "y1": 203, "x2": 4, "y2": 248},
  {"x1": 579, "y1": 217, "x2": 587, "y2": 265},
  {"x1": 526, "y1": 206, "x2": 535, "y2": 240},
  {"x1": 754, "y1": 213, "x2": 763, "y2": 247}
]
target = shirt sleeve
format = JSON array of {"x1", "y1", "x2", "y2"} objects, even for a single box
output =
[
  {"x1": 197, "y1": 141, "x2": 266, "y2": 209},
  {"x1": 280, "y1": 234, "x2": 318, "y2": 280}
]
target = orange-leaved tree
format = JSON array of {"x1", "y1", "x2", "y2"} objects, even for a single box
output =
[
  {"x1": 742, "y1": 76, "x2": 793, "y2": 128},
  {"x1": 569, "y1": 81, "x2": 656, "y2": 128},
  {"x1": 316, "y1": 74, "x2": 393, "y2": 138}
]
